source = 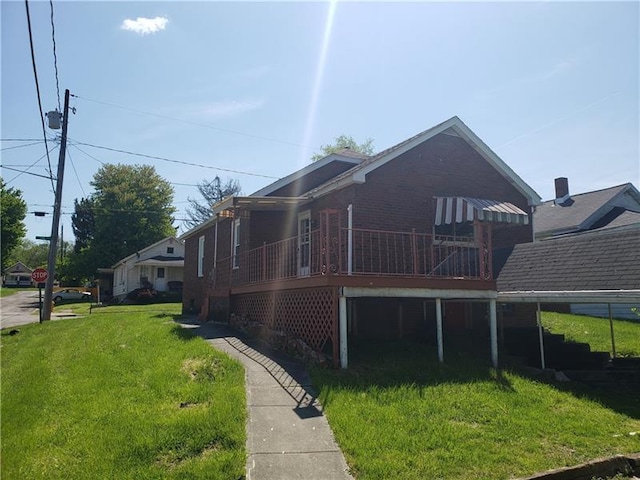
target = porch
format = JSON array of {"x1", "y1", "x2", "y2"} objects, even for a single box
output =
[{"x1": 207, "y1": 222, "x2": 494, "y2": 294}]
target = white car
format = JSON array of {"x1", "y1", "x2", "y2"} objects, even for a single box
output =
[{"x1": 53, "y1": 288, "x2": 92, "y2": 304}]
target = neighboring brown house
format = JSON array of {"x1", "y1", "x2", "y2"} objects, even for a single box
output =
[
  {"x1": 181, "y1": 116, "x2": 541, "y2": 367},
  {"x1": 534, "y1": 178, "x2": 640, "y2": 240}
]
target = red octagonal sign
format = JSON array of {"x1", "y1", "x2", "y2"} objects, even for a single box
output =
[{"x1": 32, "y1": 268, "x2": 48, "y2": 283}]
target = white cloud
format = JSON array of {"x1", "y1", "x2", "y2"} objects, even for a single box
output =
[
  {"x1": 196, "y1": 99, "x2": 265, "y2": 119},
  {"x1": 121, "y1": 17, "x2": 168, "y2": 36}
]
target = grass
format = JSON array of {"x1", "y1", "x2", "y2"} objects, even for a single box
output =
[
  {"x1": 311, "y1": 340, "x2": 640, "y2": 480},
  {"x1": 1, "y1": 303, "x2": 246, "y2": 480},
  {"x1": 0, "y1": 286, "x2": 35, "y2": 297},
  {"x1": 542, "y1": 311, "x2": 640, "y2": 357}
]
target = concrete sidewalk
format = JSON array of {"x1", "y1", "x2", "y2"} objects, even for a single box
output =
[{"x1": 178, "y1": 318, "x2": 353, "y2": 480}]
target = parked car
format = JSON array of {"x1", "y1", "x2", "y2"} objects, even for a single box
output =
[{"x1": 53, "y1": 288, "x2": 92, "y2": 304}]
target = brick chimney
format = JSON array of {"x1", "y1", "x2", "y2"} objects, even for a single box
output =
[{"x1": 554, "y1": 177, "x2": 570, "y2": 205}]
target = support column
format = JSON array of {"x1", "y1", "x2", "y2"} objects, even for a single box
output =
[
  {"x1": 608, "y1": 303, "x2": 617, "y2": 358},
  {"x1": 436, "y1": 298, "x2": 444, "y2": 363},
  {"x1": 489, "y1": 299, "x2": 498, "y2": 369},
  {"x1": 536, "y1": 302, "x2": 546, "y2": 370},
  {"x1": 339, "y1": 293, "x2": 348, "y2": 369}
]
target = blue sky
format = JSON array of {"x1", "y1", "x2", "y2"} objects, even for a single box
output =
[{"x1": 2, "y1": 1, "x2": 638, "y2": 244}]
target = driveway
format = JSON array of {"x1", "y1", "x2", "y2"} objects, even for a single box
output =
[{"x1": 1, "y1": 291, "x2": 42, "y2": 328}]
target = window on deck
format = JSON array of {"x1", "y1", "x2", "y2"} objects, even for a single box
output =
[
  {"x1": 232, "y1": 219, "x2": 241, "y2": 269},
  {"x1": 197, "y1": 235, "x2": 205, "y2": 277}
]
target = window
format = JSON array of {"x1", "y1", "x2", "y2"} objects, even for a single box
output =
[
  {"x1": 167, "y1": 247, "x2": 174, "y2": 254},
  {"x1": 232, "y1": 219, "x2": 241, "y2": 269},
  {"x1": 157, "y1": 267, "x2": 165, "y2": 278},
  {"x1": 197, "y1": 235, "x2": 205, "y2": 277},
  {"x1": 434, "y1": 221, "x2": 476, "y2": 243}
]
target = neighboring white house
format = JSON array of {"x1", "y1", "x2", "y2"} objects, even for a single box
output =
[
  {"x1": 2, "y1": 262, "x2": 34, "y2": 287},
  {"x1": 111, "y1": 237, "x2": 184, "y2": 300}
]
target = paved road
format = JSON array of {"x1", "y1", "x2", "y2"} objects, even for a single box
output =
[{"x1": 0, "y1": 291, "x2": 42, "y2": 328}]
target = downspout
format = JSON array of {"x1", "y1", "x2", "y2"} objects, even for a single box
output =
[
  {"x1": 347, "y1": 204, "x2": 353, "y2": 275},
  {"x1": 213, "y1": 214, "x2": 219, "y2": 276}
]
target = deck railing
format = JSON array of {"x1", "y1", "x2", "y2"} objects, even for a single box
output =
[{"x1": 207, "y1": 227, "x2": 488, "y2": 291}]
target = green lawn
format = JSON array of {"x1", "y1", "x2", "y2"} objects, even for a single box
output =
[
  {"x1": 542, "y1": 311, "x2": 640, "y2": 357},
  {"x1": 311, "y1": 340, "x2": 640, "y2": 480},
  {"x1": 1, "y1": 304, "x2": 246, "y2": 480},
  {"x1": 0, "y1": 286, "x2": 35, "y2": 297}
]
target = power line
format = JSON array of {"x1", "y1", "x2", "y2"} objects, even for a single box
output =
[
  {"x1": 68, "y1": 142, "x2": 104, "y2": 165},
  {"x1": 66, "y1": 146, "x2": 87, "y2": 197},
  {"x1": 0, "y1": 138, "x2": 44, "y2": 142},
  {"x1": 49, "y1": 0, "x2": 61, "y2": 112},
  {"x1": 69, "y1": 139, "x2": 280, "y2": 179},
  {"x1": 24, "y1": 0, "x2": 56, "y2": 193},
  {"x1": 4, "y1": 144, "x2": 59, "y2": 185},
  {"x1": 1, "y1": 141, "x2": 44, "y2": 152},
  {"x1": 2, "y1": 165, "x2": 57, "y2": 180},
  {"x1": 71, "y1": 94, "x2": 302, "y2": 148}
]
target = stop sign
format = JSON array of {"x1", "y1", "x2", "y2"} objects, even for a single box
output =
[{"x1": 32, "y1": 268, "x2": 48, "y2": 283}]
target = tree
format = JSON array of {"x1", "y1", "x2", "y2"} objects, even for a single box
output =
[
  {"x1": 1, "y1": 178, "x2": 27, "y2": 271},
  {"x1": 65, "y1": 164, "x2": 176, "y2": 281},
  {"x1": 311, "y1": 134, "x2": 375, "y2": 162},
  {"x1": 184, "y1": 176, "x2": 241, "y2": 228},
  {"x1": 6, "y1": 239, "x2": 49, "y2": 269},
  {"x1": 71, "y1": 197, "x2": 95, "y2": 253}
]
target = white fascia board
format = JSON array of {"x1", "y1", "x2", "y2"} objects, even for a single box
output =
[
  {"x1": 111, "y1": 236, "x2": 181, "y2": 268},
  {"x1": 342, "y1": 286, "x2": 497, "y2": 300},
  {"x1": 251, "y1": 154, "x2": 362, "y2": 197},
  {"x1": 310, "y1": 117, "x2": 541, "y2": 207},
  {"x1": 497, "y1": 290, "x2": 640, "y2": 304},
  {"x1": 452, "y1": 122, "x2": 542, "y2": 207},
  {"x1": 180, "y1": 198, "x2": 235, "y2": 241},
  {"x1": 351, "y1": 117, "x2": 460, "y2": 184}
]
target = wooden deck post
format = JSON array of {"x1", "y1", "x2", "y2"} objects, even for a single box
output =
[
  {"x1": 339, "y1": 293, "x2": 348, "y2": 369},
  {"x1": 536, "y1": 302, "x2": 546, "y2": 370},
  {"x1": 489, "y1": 299, "x2": 498, "y2": 368},
  {"x1": 436, "y1": 298, "x2": 444, "y2": 363},
  {"x1": 608, "y1": 303, "x2": 617, "y2": 358}
]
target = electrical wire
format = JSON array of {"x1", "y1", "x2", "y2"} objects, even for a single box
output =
[
  {"x1": 1, "y1": 141, "x2": 44, "y2": 152},
  {"x1": 49, "y1": 0, "x2": 61, "y2": 112},
  {"x1": 71, "y1": 94, "x2": 302, "y2": 148},
  {"x1": 68, "y1": 142, "x2": 104, "y2": 165},
  {"x1": 0, "y1": 138, "x2": 44, "y2": 142},
  {"x1": 2, "y1": 165, "x2": 57, "y2": 180},
  {"x1": 24, "y1": 0, "x2": 56, "y2": 193},
  {"x1": 5, "y1": 144, "x2": 59, "y2": 185},
  {"x1": 65, "y1": 146, "x2": 87, "y2": 197},
  {"x1": 69, "y1": 139, "x2": 280, "y2": 179}
]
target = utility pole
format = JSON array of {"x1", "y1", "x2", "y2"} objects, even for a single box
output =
[{"x1": 42, "y1": 89, "x2": 70, "y2": 321}]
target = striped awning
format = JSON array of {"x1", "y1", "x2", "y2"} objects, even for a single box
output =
[{"x1": 434, "y1": 197, "x2": 529, "y2": 225}]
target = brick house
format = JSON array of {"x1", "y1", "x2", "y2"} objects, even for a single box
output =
[{"x1": 181, "y1": 116, "x2": 541, "y2": 368}]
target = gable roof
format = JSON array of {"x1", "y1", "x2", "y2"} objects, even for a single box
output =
[
  {"x1": 111, "y1": 236, "x2": 184, "y2": 268},
  {"x1": 181, "y1": 117, "x2": 541, "y2": 239},
  {"x1": 251, "y1": 149, "x2": 366, "y2": 197},
  {"x1": 305, "y1": 116, "x2": 541, "y2": 206},
  {"x1": 495, "y1": 226, "x2": 640, "y2": 293},
  {"x1": 534, "y1": 183, "x2": 640, "y2": 238},
  {"x1": 3, "y1": 261, "x2": 33, "y2": 274}
]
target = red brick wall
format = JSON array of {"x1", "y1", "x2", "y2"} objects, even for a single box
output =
[
  {"x1": 182, "y1": 218, "x2": 232, "y2": 314},
  {"x1": 350, "y1": 133, "x2": 532, "y2": 244}
]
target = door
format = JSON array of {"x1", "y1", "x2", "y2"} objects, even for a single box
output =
[
  {"x1": 298, "y1": 211, "x2": 311, "y2": 276},
  {"x1": 155, "y1": 267, "x2": 166, "y2": 291}
]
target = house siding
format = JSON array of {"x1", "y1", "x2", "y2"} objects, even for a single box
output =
[
  {"x1": 183, "y1": 218, "x2": 232, "y2": 314},
  {"x1": 112, "y1": 238, "x2": 184, "y2": 298}
]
